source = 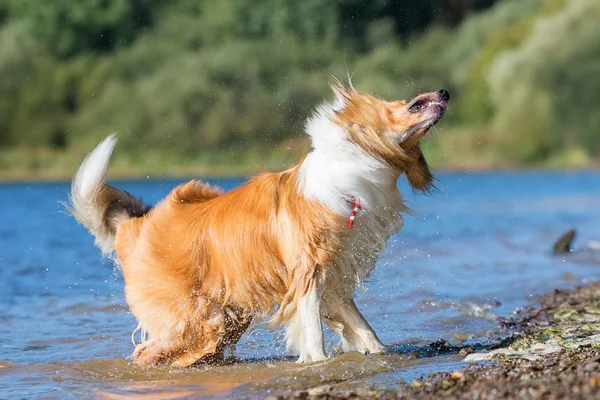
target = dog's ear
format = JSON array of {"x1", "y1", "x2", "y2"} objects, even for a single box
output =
[
  {"x1": 328, "y1": 76, "x2": 352, "y2": 107},
  {"x1": 405, "y1": 145, "x2": 435, "y2": 193}
]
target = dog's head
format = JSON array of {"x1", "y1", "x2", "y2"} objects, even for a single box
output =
[{"x1": 320, "y1": 78, "x2": 449, "y2": 192}]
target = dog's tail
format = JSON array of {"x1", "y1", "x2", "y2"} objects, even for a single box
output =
[{"x1": 68, "y1": 135, "x2": 151, "y2": 256}]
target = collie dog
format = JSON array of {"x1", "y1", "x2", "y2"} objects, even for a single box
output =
[{"x1": 69, "y1": 79, "x2": 449, "y2": 367}]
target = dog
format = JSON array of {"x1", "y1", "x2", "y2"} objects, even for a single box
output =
[{"x1": 69, "y1": 78, "x2": 449, "y2": 367}]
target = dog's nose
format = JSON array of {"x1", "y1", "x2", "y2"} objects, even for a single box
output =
[{"x1": 437, "y1": 89, "x2": 450, "y2": 101}]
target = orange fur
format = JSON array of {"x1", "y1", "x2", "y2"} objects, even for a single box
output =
[
  {"x1": 115, "y1": 167, "x2": 346, "y2": 366},
  {"x1": 329, "y1": 77, "x2": 437, "y2": 190}
]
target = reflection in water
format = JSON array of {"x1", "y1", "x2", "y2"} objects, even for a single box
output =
[
  {"x1": 2, "y1": 348, "x2": 473, "y2": 398},
  {"x1": 1, "y1": 172, "x2": 600, "y2": 397}
]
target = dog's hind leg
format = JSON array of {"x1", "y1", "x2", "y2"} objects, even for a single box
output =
[
  {"x1": 172, "y1": 305, "x2": 253, "y2": 366},
  {"x1": 131, "y1": 295, "x2": 229, "y2": 368},
  {"x1": 285, "y1": 274, "x2": 328, "y2": 363},
  {"x1": 221, "y1": 307, "x2": 253, "y2": 358},
  {"x1": 322, "y1": 294, "x2": 386, "y2": 355}
]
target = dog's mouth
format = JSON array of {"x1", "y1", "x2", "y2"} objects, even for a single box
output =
[
  {"x1": 408, "y1": 98, "x2": 447, "y2": 116},
  {"x1": 408, "y1": 89, "x2": 449, "y2": 124},
  {"x1": 391, "y1": 89, "x2": 450, "y2": 146},
  {"x1": 401, "y1": 89, "x2": 450, "y2": 141}
]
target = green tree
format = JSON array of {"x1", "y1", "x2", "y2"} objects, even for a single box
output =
[{"x1": 8, "y1": 0, "x2": 154, "y2": 57}]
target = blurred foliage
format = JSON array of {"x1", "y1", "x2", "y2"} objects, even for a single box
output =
[
  {"x1": 8, "y1": 0, "x2": 154, "y2": 57},
  {"x1": 0, "y1": 0, "x2": 599, "y2": 177}
]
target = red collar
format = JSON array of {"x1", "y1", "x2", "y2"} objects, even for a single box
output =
[{"x1": 347, "y1": 197, "x2": 362, "y2": 229}]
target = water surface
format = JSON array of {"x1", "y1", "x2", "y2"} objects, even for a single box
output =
[{"x1": 1, "y1": 171, "x2": 599, "y2": 398}]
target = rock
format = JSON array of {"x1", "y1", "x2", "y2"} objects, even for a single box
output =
[
  {"x1": 459, "y1": 348, "x2": 474, "y2": 357},
  {"x1": 553, "y1": 229, "x2": 576, "y2": 254},
  {"x1": 464, "y1": 348, "x2": 540, "y2": 362},
  {"x1": 450, "y1": 371, "x2": 464, "y2": 380}
]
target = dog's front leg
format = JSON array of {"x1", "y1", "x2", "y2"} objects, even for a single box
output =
[
  {"x1": 285, "y1": 275, "x2": 328, "y2": 363},
  {"x1": 322, "y1": 295, "x2": 386, "y2": 355}
]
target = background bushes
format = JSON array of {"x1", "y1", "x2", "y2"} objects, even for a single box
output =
[{"x1": 0, "y1": 0, "x2": 598, "y2": 177}]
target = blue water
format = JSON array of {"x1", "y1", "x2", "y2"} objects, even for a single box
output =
[{"x1": 1, "y1": 171, "x2": 600, "y2": 398}]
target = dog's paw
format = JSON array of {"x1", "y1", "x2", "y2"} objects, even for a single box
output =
[
  {"x1": 296, "y1": 352, "x2": 329, "y2": 363},
  {"x1": 132, "y1": 341, "x2": 169, "y2": 366},
  {"x1": 367, "y1": 343, "x2": 388, "y2": 354},
  {"x1": 170, "y1": 352, "x2": 202, "y2": 368}
]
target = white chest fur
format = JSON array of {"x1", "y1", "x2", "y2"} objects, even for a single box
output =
[{"x1": 297, "y1": 110, "x2": 407, "y2": 287}]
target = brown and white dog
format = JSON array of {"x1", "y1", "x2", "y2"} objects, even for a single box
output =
[{"x1": 69, "y1": 78, "x2": 449, "y2": 367}]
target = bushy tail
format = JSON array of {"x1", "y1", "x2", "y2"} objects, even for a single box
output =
[{"x1": 68, "y1": 135, "x2": 151, "y2": 256}]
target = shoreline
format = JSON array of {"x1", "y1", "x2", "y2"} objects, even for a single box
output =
[
  {"x1": 1, "y1": 165, "x2": 600, "y2": 184},
  {"x1": 278, "y1": 280, "x2": 600, "y2": 399}
]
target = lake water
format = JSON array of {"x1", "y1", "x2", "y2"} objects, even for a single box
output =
[{"x1": 1, "y1": 171, "x2": 600, "y2": 398}]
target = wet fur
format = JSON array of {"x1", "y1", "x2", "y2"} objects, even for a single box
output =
[{"x1": 69, "y1": 78, "x2": 448, "y2": 367}]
